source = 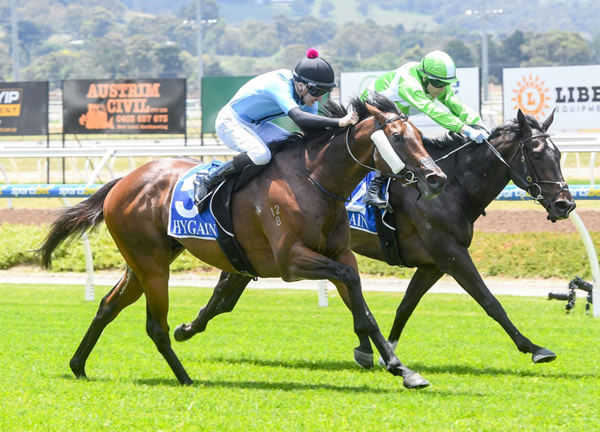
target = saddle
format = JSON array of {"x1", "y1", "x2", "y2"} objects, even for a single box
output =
[
  {"x1": 208, "y1": 136, "x2": 301, "y2": 277},
  {"x1": 373, "y1": 207, "x2": 406, "y2": 267}
]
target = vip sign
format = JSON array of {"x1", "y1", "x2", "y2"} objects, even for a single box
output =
[
  {"x1": 0, "y1": 89, "x2": 22, "y2": 116},
  {"x1": 503, "y1": 65, "x2": 600, "y2": 132}
]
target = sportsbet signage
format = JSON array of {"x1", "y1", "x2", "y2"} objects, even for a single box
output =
[
  {"x1": 340, "y1": 68, "x2": 480, "y2": 134},
  {"x1": 503, "y1": 65, "x2": 600, "y2": 132},
  {"x1": 63, "y1": 79, "x2": 186, "y2": 134}
]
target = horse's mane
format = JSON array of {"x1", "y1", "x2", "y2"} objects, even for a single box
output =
[
  {"x1": 271, "y1": 93, "x2": 399, "y2": 149},
  {"x1": 420, "y1": 112, "x2": 545, "y2": 155},
  {"x1": 489, "y1": 114, "x2": 544, "y2": 141}
]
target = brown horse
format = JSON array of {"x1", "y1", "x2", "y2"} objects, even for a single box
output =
[
  {"x1": 349, "y1": 108, "x2": 576, "y2": 367},
  {"x1": 38, "y1": 95, "x2": 446, "y2": 388}
]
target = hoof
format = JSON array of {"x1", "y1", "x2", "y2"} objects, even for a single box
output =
[
  {"x1": 402, "y1": 367, "x2": 430, "y2": 389},
  {"x1": 174, "y1": 324, "x2": 192, "y2": 342},
  {"x1": 181, "y1": 377, "x2": 194, "y2": 386},
  {"x1": 69, "y1": 359, "x2": 87, "y2": 379},
  {"x1": 353, "y1": 348, "x2": 374, "y2": 369},
  {"x1": 532, "y1": 348, "x2": 556, "y2": 363}
]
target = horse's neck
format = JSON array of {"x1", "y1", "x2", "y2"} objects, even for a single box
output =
[
  {"x1": 456, "y1": 137, "x2": 514, "y2": 215},
  {"x1": 305, "y1": 126, "x2": 372, "y2": 197}
]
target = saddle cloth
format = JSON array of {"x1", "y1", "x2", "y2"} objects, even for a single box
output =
[
  {"x1": 346, "y1": 173, "x2": 404, "y2": 266},
  {"x1": 168, "y1": 161, "x2": 261, "y2": 277},
  {"x1": 345, "y1": 171, "x2": 385, "y2": 235},
  {"x1": 168, "y1": 162, "x2": 221, "y2": 240}
]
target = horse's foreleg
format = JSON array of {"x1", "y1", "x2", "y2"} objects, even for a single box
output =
[
  {"x1": 174, "y1": 271, "x2": 252, "y2": 342},
  {"x1": 70, "y1": 268, "x2": 143, "y2": 379},
  {"x1": 330, "y1": 279, "x2": 373, "y2": 369},
  {"x1": 443, "y1": 246, "x2": 556, "y2": 364},
  {"x1": 284, "y1": 246, "x2": 428, "y2": 388},
  {"x1": 388, "y1": 266, "x2": 444, "y2": 346}
]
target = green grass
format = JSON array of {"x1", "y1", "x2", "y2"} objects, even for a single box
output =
[
  {"x1": 0, "y1": 284, "x2": 599, "y2": 431},
  {"x1": 1, "y1": 220, "x2": 598, "y2": 279}
]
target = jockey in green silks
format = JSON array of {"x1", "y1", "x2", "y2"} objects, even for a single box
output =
[{"x1": 361, "y1": 50, "x2": 488, "y2": 209}]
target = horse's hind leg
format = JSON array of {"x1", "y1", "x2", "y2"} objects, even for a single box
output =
[
  {"x1": 140, "y1": 268, "x2": 193, "y2": 385},
  {"x1": 174, "y1": 271, "x2": 252, "y2": 342},
  {"x1": 70, "y1": 268, "x2": 143, "y2": 379},
  {"x1": 388, "y1": 266, "x2": 444, "y2": 347},
  {"x1": 284, "y1": 246, "x2": 428, "y2": 388}
]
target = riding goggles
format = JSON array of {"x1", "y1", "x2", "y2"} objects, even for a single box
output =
[
  {"x1": 306, "y1": 82, "x2": 333, "y2": 97},
  {"x1": 428, "y1": 78, "x2": 448, "y2": 88}
]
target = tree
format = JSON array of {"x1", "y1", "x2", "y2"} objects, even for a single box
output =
[
  {"x1": 444, "y1": 39, "x2": 474, "y2": 67},
  {"x1": 319, "y1": 1, "x2": 334, "y2": 18},
  {"x1": 501, "y1": 30, "x2": 527, "y2": 67},
  {"x1": 79, "y1": 8, "x2": 116, "y2": 39},
  {"x1": 521, "y1": 31, "x2": 592, "y2": 66},
  {"x1": 154, "y1": 44, "x2": 185, "y2": 77}
]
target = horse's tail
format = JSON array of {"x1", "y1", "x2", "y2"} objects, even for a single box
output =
[{"x1": 37, "y1": 178, "x2": 122, "y2": 268}]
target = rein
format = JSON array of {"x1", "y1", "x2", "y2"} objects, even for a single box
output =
[{"x1": 433, "y1": 130, "x2": 567, "y2": 210}]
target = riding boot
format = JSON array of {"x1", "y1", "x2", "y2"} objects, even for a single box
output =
[
  {"x1": 363, "y1": 172, "x2": 390, "y2": 210},
  {"x1": 194, "y1": 153, "x2": 254, "y2": 213}
]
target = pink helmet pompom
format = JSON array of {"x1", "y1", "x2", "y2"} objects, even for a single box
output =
[{"x1": 306, "y1": 48, "x2": 319, "y2": 59}]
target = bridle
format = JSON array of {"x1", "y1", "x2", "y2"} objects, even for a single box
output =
[
  {"x1": 304, "y1": 112, "x2": 424, "y2": 202},
  {"x1": 433, "y1": 128, "x2": 568, "y2": 211},
  {"x1": 344, "y1": 114, "x2": 423, "y2": 185},
  {"x1": 504, "y1": 133, "x2": 569, "y2": 211}
]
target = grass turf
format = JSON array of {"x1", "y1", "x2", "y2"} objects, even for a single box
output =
[{"x1": 0, "y1": 283, "x2": 599, "y2": 431}]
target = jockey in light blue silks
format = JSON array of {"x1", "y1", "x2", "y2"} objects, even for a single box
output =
[
  {"x1": 361, "y1": 50, "x2": 489, "y2": 209},
  {"x1": 193, "y1": 48, "x2": 359, "y2": 212}
]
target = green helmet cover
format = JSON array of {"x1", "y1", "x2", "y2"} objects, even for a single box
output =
[{"x1": 418, "y1": 50, "x2": 457, "y2": 84}]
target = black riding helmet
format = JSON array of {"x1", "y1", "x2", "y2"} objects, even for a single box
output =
[{"x1": 293, "y1": 48, "x2": 336, "y2": 97}]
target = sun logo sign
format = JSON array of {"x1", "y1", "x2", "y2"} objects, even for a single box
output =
[{"x1": 511, "y1": 75, "x2": 551, "y2": 119}]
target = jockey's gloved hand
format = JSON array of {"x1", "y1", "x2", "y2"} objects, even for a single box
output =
[
  {"x1": 461, "y1": 125, "x2": 488, "y2": 143},
  {"x1": 339, "y1": 109, "x2": 359, "y2": 128}
]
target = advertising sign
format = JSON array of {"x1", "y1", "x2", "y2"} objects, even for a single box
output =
[
  {"x1": 503, "y1": 65, "x2": 600, "y2": 132},
  {"x1": 63, "y1": 79, "x2": 186, "y2": 134},
  {"x1": 0, "y1": 81, "x2": 48, "y2": 135},
  {"x1": 340, "y1": 68, "x2": 480, "y2": 135}
]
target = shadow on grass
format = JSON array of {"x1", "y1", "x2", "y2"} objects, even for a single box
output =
[
  {"x1": 134, "y1": 378, "x2": 394, "y2": 393},
  {"x1": 57, "y1": 370, "x2": 487, "y2": 396},
  {"x1": 199, "y1": 355, "x2": 360, "y2": 372},
  {"x1": 409, "y1": 362, "x2": 596, "y2": 380},
  {"x1": 197, "y1": 355, "x2": 597, "y2": 380}
]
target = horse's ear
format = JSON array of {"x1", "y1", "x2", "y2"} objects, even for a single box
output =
[
  {"x1": 365, "y1": 103, "x2": 387, "y2": 125},
  {"x1": 541, "y1": 107, "x2": 556, "y2": 132},
  {"x1": 517, "y1": 109, "x2": 532, "y2": 138}
]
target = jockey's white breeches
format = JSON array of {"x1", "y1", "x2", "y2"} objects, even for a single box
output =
[{"x1": 215, "y1": 105, "x2": 292, "y2": 165}]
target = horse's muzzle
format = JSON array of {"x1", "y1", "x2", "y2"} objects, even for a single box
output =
[
  {"x1": 547, "y1": 196, "x2": 576, "y2": 222},
  {"x1": 420, "y1": 171, "x2": 447, "y2": 199}
]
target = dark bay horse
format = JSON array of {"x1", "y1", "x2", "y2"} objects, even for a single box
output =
[
  {"x1": 38, "y1": 95, "x2": 446, "y2": 388},
  {"x1": 350, "y1": 108, "x2": 576, "y2": 367}
]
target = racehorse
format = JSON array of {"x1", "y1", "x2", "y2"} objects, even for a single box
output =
[
  {"x1": 37, "y1": 94, "x2": 446, "y2": 388},
  {"x1": 349, "y1": 108, "x2": 576, "y2": 367}
]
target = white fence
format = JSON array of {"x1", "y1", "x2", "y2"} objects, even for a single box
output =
[{"x1": 1, "y1": 137, "x2": 599, "y2": 315}]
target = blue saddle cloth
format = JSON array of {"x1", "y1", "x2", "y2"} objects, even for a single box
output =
[
  {"x1": 168, "y1": 161, "x2": 224, "y2": 240},
  {"x1": 345, "y1": 171, "x2": 387, "y2": 235},
  {"x1": 169, "y1": 165, "x2": 384, "y2": 239}
]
